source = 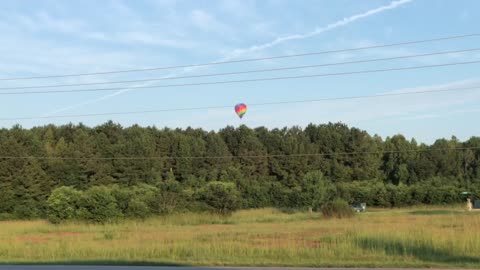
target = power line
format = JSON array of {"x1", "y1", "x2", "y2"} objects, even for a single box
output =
[
  {"x1": 1, "y1": 60, "x2": 479, "y2": 95},
  {"x1": 3, "y1": 48, "x2": 479, "y2": 91},
  {"x1": 1, "y1": 85, "x2": 479, "y2": 121},
  {"x1": 0, "y1": 146, "x2": 478, "y2": 161},
  {"x1": 1, "y1": 33, "x2": 478, "y2": 81}
]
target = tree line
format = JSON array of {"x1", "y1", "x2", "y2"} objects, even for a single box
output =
[{"x1": 0, "y1": 121, "x2": 478, "y2": 221}]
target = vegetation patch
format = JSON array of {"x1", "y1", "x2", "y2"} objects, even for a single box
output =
[{"x1": 1, "y1": 207, "x2": 479, "y2": 268}]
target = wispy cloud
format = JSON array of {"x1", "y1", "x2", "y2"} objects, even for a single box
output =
[
  {"x1": 45, "y1": 0, "x2": 413, "y2": 116},
  {"x1": 224, "y1": 0, "x2": 412, "y2": 60},
  {"x1": 113, "y1": 31, "x2": 195, "y2": 48},
  {"x1": 382, "y1": 78, "x2": 480, "y2": 94},
  {"x1": 190, "y1": 9, "x2": 230, "y2": 33},
  {"x1": 6, "y1": 11, "x2": 86, "y2": 34},
  {"x1": 3, "y1": 6, "x2": 194, "y2": 49},
  {"x1": 243, "y1": 78, "x2": 480, "y2": 128},
  {"x1": 41, "y1": 88, "x2": 135, "y2": 117}
]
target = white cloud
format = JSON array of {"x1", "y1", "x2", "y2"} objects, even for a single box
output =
[
  {"x1": 190, "y1": 9, "x2": 230, "y2": 34},
  {"x1": 248, "y1": 78, "x2": 480, "y2": 129},
  {"x1": 225, "y1": 0, "x2": 413, "y2": 59},
  {"x1": 109, "y1": 0, "x2": 137, "y2": 18},
  {"x1": 383, "y1": 78, "x2": 480, "y2": 94},
  {"x1": 2, "y1": 11, "x2": 86, "y2": 34},
  {"x1": 38, "y1": 11, "x2": 85, "y2": 33},
  {"x1": 45, "y1": 0, "x2": 413, "y2": 116},
  {"x1": 250, "y1": 21, "x2": 277, "y2": 37},
  {"x1": 149, "y1": 0, "x2": 178, "y2": 9},
  {"x1": 219, "y1": 0, "x2": 257, "y2": 18},
  {"x1": 114, "y1": 31, "x2": 195, "y2": 48},
  {"x1": 1, "y1": 5, "x2": 195, "y2": 49}
]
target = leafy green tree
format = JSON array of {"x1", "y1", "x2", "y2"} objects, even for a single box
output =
[
  {"x1": 296, "y1": 171, "x2": 335, "y2": 210},
  {"x1": 46, "y1": 186, "x2": 82, "y2": 224},
  {"x1": 382, "y1": 135, "x2": 417, "y2": 185},
  {"x1": 13, "y1": 160, "x2": 53, "y2": 218},
  {"x1": 2, "y1": 121, "x2": 480, "y2": 218}
]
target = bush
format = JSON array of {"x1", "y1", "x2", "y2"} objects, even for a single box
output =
[
  {"x1": 238, "y1": 179, "x2": 271, "y2": 208},
  {"x1": 110, "y1": 185, "x2": 132, "y2": 214},
  {"x1": 46, "y1": 186, "x2": 82, "y2": 224},
  {"x1": 131, "y1": 184, "x2": 158, "y2": 207},
  {"x1": 285, "y1": 171, "x2": 336, "y2": 211},
  {"x1": 77, "y1": 186, "x2": 122, "y2": 224},
  {"x1": 111, "y1": 184, "x2": 156, "y2": 219},
  {"x1": 321, "y1": 198, "x2": 354, "y2": 219},
  {"x1": 0, "y1": 212, "x2": 15, "y2": 221},
  {"x1": 155, "y1": 190, "x2": 186, "y2": 215},
  {"x1": 410, "y1": 184, "x2": 429, "y2": 204},
  {"x1": 197, "y1": 181, "x2": 240, "y2": 215},
  {"x1": 125, "y1": 197, "x2": 151, "y2": 220},
  {"x1": 387, "y1": 183, "x2": 412, "y2": 207},
  {"x1": 370, "y1": 182, "x2": 390, "y2": 207},
  {"x1": 269, "y1": 182, "x2": 291, "y2": 208},
  {"x1": 154, "y1": 180, "x2": 188, "y2": 214},
  {"x1": 13, "y1": 203, "x2": 40, "y2": 220},
  {"x1": 338, "y1": 181, "x2": 370, "y2": 205}
]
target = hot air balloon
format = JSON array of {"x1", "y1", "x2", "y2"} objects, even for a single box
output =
[{"x1": 234, "y1": 103, "x2": 247, "y2": 119}]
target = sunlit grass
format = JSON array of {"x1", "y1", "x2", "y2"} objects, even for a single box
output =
[{"x1": 1, "y1": 207, "x2": 479, "y2": 268}]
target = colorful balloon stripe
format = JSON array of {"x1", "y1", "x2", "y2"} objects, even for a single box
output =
[{"x1": 235, "y1": 103, "x2": 247, "y2": 119}]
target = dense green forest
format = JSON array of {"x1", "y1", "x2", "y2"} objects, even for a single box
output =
[{"x1": 0, "y1": 121, "x2": 479, "y2": 221}]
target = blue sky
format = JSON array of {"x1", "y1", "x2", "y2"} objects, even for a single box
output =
[{"x1": 0, "y1": 0, "x2": 479, "y2": 143}]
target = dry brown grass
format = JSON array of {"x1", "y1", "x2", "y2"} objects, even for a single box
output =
[{"x1": 0, "y1": 207, "x2": 479, "y2": 268}]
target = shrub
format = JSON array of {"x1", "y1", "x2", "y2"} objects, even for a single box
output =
[
  {"x1": 104, "y1": 231, "x2": 114, "y2": 240},
  {"x1": 321, "y1": 198, "x2": 354, "y2": 219},
  {"x1": 13, "y1": 203, "x2": 40, "y2": 220},
  {"x1": 238, "y1": 179, "x2": 271, "y2": 208},
  {"x1": 370, "y1": 182, "x2": 390, "y2": 207},
  {"x1": 155, "y1": 190, "x2": 186, "y2": 215},
  {"x1": 77, "y1": 186, "x2": 122, "y2": 224},
  {"x1": 125, "y1": 197, "x2": 151, "y2": 220},
  {"x1": 269, "y1": 182, "x2": 291, "y2": 208},
  {"x1": 296, "y1": 171, "x2": 336, "y2": 211},
  {"x1": 197, "y1": 181, "x2": 240, "y2": 215},
  {"x1": 388, "y1": 183, "x2": 412, "y2": 207},
  {"x1": 131, "y1": 184, "x2": 158, "y2": 207},
  {"x1": 111, "y1": 184, "x2": 156, "y2": 219},
  {"x1": 154, "y1": 180, "x2": 188, "y2": 214},
  {"x1": 46, "y1": 186, "x2": 82, "y2": 224},
  {"x1": 0, "y1": 213, "x2": 14, "y2": 221},
  {"x1": 110, "y1": 185, "x2": 132, "y2": 214}
]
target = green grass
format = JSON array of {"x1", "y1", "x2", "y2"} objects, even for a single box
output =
[
  {"x1": 409, "y1": 209, "x2": 463, "y2": 215},
  {"x1": 1, "y1": 207, "x2": 479, "y2": 268}
]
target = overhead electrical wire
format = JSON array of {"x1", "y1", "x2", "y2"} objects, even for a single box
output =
[
  {"x1": 2, "y1": 48, "x2": 479, "y2": 91},
  {"x1": 0, "y1": 33, "x2": 478, "y2": 81},
  {"x1": 1, "y1": 85, "x2": 479, "y2": 121},
  {"x1": 0, "y1": 146, "x2": 479, "y2": 161},
  {"x1": 1, "y1": 60, "x2": 479, "y2": 95}
]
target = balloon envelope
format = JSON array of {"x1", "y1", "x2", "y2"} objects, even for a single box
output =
[{"x1": 234, "y1": 103, "x2": 247, "y2": 119}]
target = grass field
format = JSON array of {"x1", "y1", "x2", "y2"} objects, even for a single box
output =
[{"x1": 1, "y1": 207, "x2": 479, "y2": 268}]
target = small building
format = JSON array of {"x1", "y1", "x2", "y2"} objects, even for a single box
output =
[{"x1": 475, "y1": 200, "x2": 480, "y2": 209}]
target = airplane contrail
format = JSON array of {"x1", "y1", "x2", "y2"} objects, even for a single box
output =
[
  {"x1": 225, "y1": 0, "x2": 413, "y2": 59},
  {"x1": 43, "y1": 0, "x2": 413, "y2": 117}
]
